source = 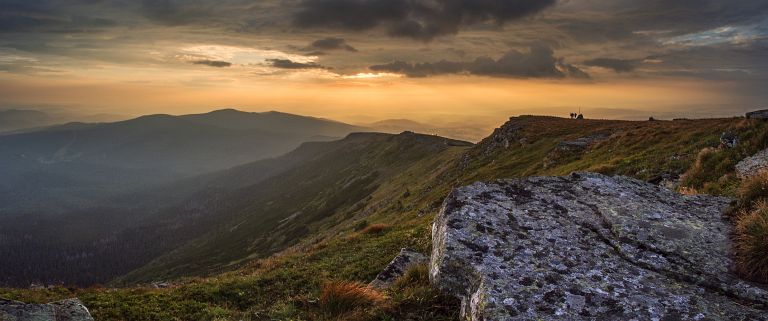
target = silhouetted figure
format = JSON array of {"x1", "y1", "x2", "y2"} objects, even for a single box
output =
[
  {"x1": 576, "y1": 114, "x2": 584, "y2": 120},
  {"x1": 569, "y1": 113, "x2": 575, "y2": 119}
]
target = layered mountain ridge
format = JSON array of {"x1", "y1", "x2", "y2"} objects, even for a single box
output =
[{"x1": 2, "y1": 113, "x2": 768, "y2": 321}]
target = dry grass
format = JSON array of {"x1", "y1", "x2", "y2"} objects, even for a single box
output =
[
  {"x1": 359, "y1": 224, "x2": 390, "y2": 235},
  {"x1": 738, "y1": 172, "x2": 768, "y2": 208},
  {"x1": 385, "y1": 264, "x2": 460, "y2": 320},
  {"x1": 734, "y1": 201, "x2": 768, "y2": 283},
  {"x1": 391, "y1": 264, "x2": 430, "y2": 290},
  {"x1": 680, "y1": 148, "x2": 718, "y2": 182},
  {"x1": 678, "y1": 186, "x2": 700, "y2": 195},
  {"x1": 318, "y1": 281, "x2": 386, "y2": 320}
]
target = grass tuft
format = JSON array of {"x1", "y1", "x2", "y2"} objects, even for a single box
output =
[
  {"x1": 360, "y1": 224, "x2": 390, "y2": 235},
  {"x1": 382, "y1": 264, "x2": 460, "y2": 320},
  {"x1": 734, "y1": 201, "x2": 768, "y2": 283},
  {"x1": 391, "y1": 264, "x2": 430, "y2": 290},
  {"x1": 737, "y1": 172, "x2": 768, "y2": 210},
  {"x1": 318, "y1": 281, "x2": 386, "y2": 320}
]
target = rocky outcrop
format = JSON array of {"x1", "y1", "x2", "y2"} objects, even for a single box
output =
[
  {"x1": 369, "y1": 248, "x2": 427, "y2": 290},
  {"x1": 431, "y1": 173, "x2": 768, "y2": 320},
  {"x1": 0, "y1": 298, "x2": 94, "y2": 321},
  {"x1": 543, "y1": 133, "x2": 611, "y2": 169},
  {"x1": 482, "y1": 119, "x2": 525, "y2": 154},
  {"x1": 746, "y1": 109, "x2": 768, "y2": 119},
  {"x1": 736, "y1": 148, "x2": 768, "y2": 178}
]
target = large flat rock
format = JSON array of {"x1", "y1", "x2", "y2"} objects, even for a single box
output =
[
  {"x1": 430, "y1": 172, "x2": 768, "y2": 320},
  {"x1": 0, "y1": 298, "x2": 93, "y2": 321}
]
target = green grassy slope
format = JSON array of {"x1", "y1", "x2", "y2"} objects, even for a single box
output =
[
  {"x1": 3, "y1": 116, "x2": 767, "y2": 321},
  {"x1": 117, "y1": 132, "x2": 472, "y2": 283}
]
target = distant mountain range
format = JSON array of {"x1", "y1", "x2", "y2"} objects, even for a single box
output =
[
  {"x1": 0, "y1": 108, "x2": 126, "y2": 134},
  {"x1": 0, "y1": 109, "x2": 57, "y2": 133},
  {"x1": 0, "y1": 109, "x2": 368, "y2": 215}
]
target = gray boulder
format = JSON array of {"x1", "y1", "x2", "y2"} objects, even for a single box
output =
[
  {"x1": 369, "y1": 248, "x2": 427, "y2": 290},
  {"x1": 736, "y1": 148, "x2": 768, "y2": 179},
  {"x1": 0, "y1": 298, "x2": 93, "y2": 321},
  {"x1": 720, "y1": 131, "x2": 739, "y2": 148},
  {"x1": 431, "y1": 172, "x2": 768, "y2": 320}
]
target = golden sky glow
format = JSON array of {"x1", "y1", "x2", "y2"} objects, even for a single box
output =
[
  {"x1": 1, "y1": 0, "x2": 766, "y2": 135},
  {"x1": 0, "y1": 68, "x2": 750, "y2": 130}
]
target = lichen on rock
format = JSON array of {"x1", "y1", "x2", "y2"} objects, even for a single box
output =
[
  {"x1": 430, "y1": 172, "x2": 768, "y2": 320},
  {"x1": 736, "y1": 148, "x2": 768, "y2": 179},
  {"x1": 0, "y1": 298, "x2": 94, "y2": 321}
]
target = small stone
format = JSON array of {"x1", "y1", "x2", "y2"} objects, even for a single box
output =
[
  {"x1": 720, "y1": 131, "x2": 739, "y2": 148},
  {"x1": 369, "y1": 248, "x2": 427, "y2": 290}
]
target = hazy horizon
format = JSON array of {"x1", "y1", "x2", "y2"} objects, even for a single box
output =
[{"x1": 2, "y1": 104, "x2": 758, "y2": 143}]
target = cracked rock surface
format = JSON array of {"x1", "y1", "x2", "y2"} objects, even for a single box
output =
[
  {"x1": 0, "y1": 298, "x2": 94, "y2": 321},
  {"x1": 430, "y1": 172, "x2": 768, "y2": 320}
]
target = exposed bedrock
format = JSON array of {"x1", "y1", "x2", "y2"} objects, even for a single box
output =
[
  {"x1": 431, "y1": 172, "x2": 768, "y2": 320},
  {"x1": 0, "y1": 298, "x2": 94, "y2": 321}
]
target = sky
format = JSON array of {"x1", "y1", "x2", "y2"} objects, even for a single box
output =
[{"x1": 0, "y1": 0, "x2": 767, "y2": 130}]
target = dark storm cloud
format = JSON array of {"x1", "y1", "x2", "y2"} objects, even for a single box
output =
[
  {"x1": 628, "y1": 0, "x2": 768, "y2": 33},
  {"x1": 370, "y1": 45, "x2": 588, "y2": 78},
  {"x1": 0, "y1": 0, "x2": 117, "y2": 33},
  {"x1": 310, "y1": 38, "x2": 358, "y2": 52},
  {"x1": 140, "y1": 0, "x2": 210, "y2": 26},
  {"x1": 293, "y1": 0, "x2": 557, "y2": 40},
  {"x1": 267, "y1": 59, "x2": 327, "y2": 69},
  {"x1": 583, "y1": 58, "x2": 640, "y2": 73},
  {"x1": 555, "y1": 0, "x2": 768, "y2": 45},
  {"x1": 1, "y1": 0, "x2": 766, "y2": 85},
  {"x1": 642, "y1": 40, "x2": 768, "y2": 80},
  {"x1": 192, "y1": 60, "x2": 232, "y2": 68}
]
